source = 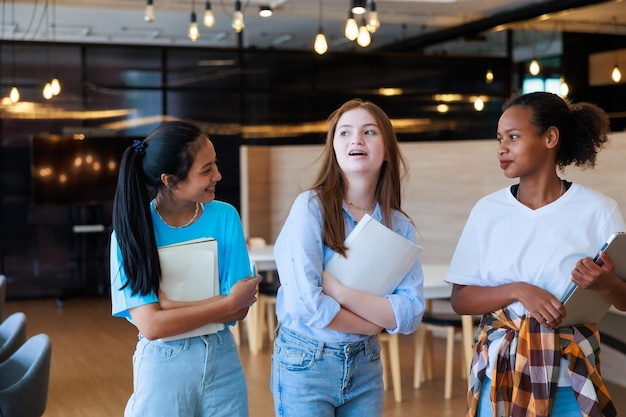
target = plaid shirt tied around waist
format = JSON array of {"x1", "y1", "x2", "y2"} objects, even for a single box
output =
[{"x1": 466, "y1": 308, "x2": 616, "y2": 417}]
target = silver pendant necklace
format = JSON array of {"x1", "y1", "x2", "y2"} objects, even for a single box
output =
[{"x1": 154, "y1": 201, "x2": 202, "y2": 229}]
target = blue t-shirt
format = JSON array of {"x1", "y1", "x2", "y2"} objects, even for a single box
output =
[{"x1": 110, "y1": 200, "x2": 251, "y2": 322}]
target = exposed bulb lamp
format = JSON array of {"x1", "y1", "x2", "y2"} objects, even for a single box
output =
[
  {"x1": 351, "y1": 0, "x2": 367, "y2": 15},
  {"x1": 356, "y1": 21, "x2": 371, "y2": 47},
  {"x1": 259, "y1": 5, "x2": 272, "y2": 17},
  {"x1": 232, "y1": 0, "x2": 245, "y2": 33},
  {"x1": 9, "y1": 86, "x2": 20, "y2": 103},
  {"x1": 314, "y1": 30, "x2": 328, "y2": 55},
  {"x1": 43, "y1": 82, "x2": 53, "y2": 100},
  {"x1": 188, "y1": 11, "x2": 199, "y2": 41},
  {"x1": 559, "y1": 77, "x2": 569, "y2": 97},
  {"x1": 204, "y1": 2, "x2": 215, "y2": 27},
  {"x1": 50, "y1": 77, "x2": 61, "y2": 96},
  {"x1": 529, "y1": 59, "x2": 540, "y2": 76},
  {"x1": 366, "y1": 1, "x2": 380, "y2": 33},
  {"x1": 612, "y1": 65, "x2": 622, "y2": 83},
  {"x1": 314, "y1": 0, "x2": 327, "y2": 55},
  {"x1": 144, "y1": 0, "x2": 155, "y2": 23},
  {"x1": 345, "y1": 11, "x2": 358, "y2": 41},
  {"x1": 485, "y1": 68, "x2": 494, "y2": 84},
  {"x1": 474, "y1": 97, "x2": 485, "y2": 112}
]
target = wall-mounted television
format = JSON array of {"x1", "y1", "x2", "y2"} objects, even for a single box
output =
[{"x1": 30, "y1": 135, "x2": 137, "y2": 205}]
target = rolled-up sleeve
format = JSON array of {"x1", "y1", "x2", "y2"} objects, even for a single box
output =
[{"x1": 274, "y1": 192, "x2": 341, "y2": 329}]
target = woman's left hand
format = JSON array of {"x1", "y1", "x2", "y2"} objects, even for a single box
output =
[
  {"x1": 321, "y1": 271, "x2": 344, "y2": 303},
  {"x1": 571, "y1": 252, "x2": 617, "y2": 291}
]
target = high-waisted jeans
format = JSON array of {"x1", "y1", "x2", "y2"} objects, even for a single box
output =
[
  {"x1": 271, "y1": 325, "x2": 383, "y2": 417},
  {"x1": 125, "y1": 328, "x2": 247, "y2": 417}
]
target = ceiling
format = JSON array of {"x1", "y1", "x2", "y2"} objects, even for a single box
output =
[{"x1": 3, "y1": 0, "x2": 626, "y2": 57}]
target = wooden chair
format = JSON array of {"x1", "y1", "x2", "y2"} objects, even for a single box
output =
[
  {"x1": 379, "y1": 331, "x2": 402, "y2": 403},
  {"x1": 413, "y1": 308, "x2": 479, "y2": 399}
]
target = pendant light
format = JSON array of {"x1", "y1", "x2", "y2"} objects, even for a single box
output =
[
  {"x1": 611, "y1": 17, "x2": 622, "y2": 83},
  {"x1": 351, "y1": 0, "x2": 366, "y2": 15},
  {"x1": 345, "y1": 11, "x2": 358, "y2": 41},
  {"x1": 7, "y1": 0, "x2": 20, "y2": 103},
  {"x1": 232, "y1": 0, "x2": 245, "y2": 33},
  {"x1": 529, "y1": 59, "x2": 540, "y2": 76},
  {"x1": 188, "y1": 0, "x2": 199, "y2": 41},
  {"x1": 203, "y1": 1, "x2": 215, "y2": 27},
  {"x1": 314, "y1": 0, "x2": 328, "y2": 55},
  {"x1": 485, "y1": 68, "x2": 494, "y2": 84},
  {"x1": 259, "y1": 5, "x2": 272, "y2": 18},
  {"x1": 356, "y1": 19, "x2": 371, "y2": 47},
  {"x1": 366, "y1": 1, "x2": 380, "y2": 33},
  {"x1": 559, "y1": 77, "x2": 569, "y2": 97},
  {"x1": 49, "y1": 0, "x2": 61, "y2": 96},
  {"x1": 144, "y1": 0, "x2": 155, "y2": 23}
]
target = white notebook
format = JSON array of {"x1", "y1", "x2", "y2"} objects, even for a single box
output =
[
  {"x1": 325, "y1": 214, "x2": 423, "y2": 296},
  {"x1": 158, "y1": 238, "x2": 224, "y2": 341}
]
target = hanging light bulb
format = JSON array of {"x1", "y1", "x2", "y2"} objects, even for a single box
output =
[
  {"x1": 232, "y1": 0, "x2": 245, "y2": 33},
  {"x1": 314, "y1": 0, "x2": 327, "y2": 55},
  {"x1": 9, "y1": 86, "x2": 20, "y2": 103},
  {"x1": 351, "y1": 0, "x2": 367, "y2": 15},
  {"x1": 188, "y1": 11, "x2": 200, "y2": 41},
  {"x1": 485, "y1": 68, "x2": 494, "y2": 84},
  {"x1": 43, "y1": 82, "x2": 53, "y2": 100},
  {"x1": 366, "y1": 1, "x2": 380, "y2": 33},
  {"x1": 50, "y1": 77, "x2": 61, "y2": 96},
  {"x1": 474, "y1": 97, "x2": 485, "y2": 112},
  {"x1": 529, "y1": 59, "x2": 540, "y2": 76},
  {"x1": 203, "y1": 1, "x2": 215, "y2": 27},
  {"x1": 356, "y1": 21, "x2": 371, "y2": 47},
  {"x1": 612, "y1": 65, "x2": 622, "y2": 83},
  {"x1": 144, "y1": 0, "x2": 155, "y2": 23},
  {"x1": 559, "y1": 77, "x2": 569, "y2": 97},
  {"x1": 345, "y1": 11, "x2": 358, "y2": 41},
  {"x1": 314, "y1": 29, "x2": 328, "y2": 55}
]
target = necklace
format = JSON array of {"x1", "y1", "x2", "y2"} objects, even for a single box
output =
[
  {"x1": 516, "y1": 179, "x2": 564, "y2": 203},
  {"x1": 346, "y1": 199, "x2": 376, "y2": 211},
  {"x1": 154, "y1": 201, "x2": 201, "y2": 229}
]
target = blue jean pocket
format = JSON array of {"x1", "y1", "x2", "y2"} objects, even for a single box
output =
[{"x1": 274, "y1": 331, "x2": 317, "y2": 371}]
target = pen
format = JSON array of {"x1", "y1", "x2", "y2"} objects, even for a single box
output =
[{"x1": 252, "y1": 264, "x2": 257, "y2": 277}]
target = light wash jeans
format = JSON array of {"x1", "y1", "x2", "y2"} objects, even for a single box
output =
[
  {"x1": 477, "y1": 377, "x2": 583, "y2": 417},
  {"x1": 125, "y1": 328, "x2": 248, "y2": 417},
  {"x1": 271, "y1": 326, "x2": 384, "y2": 417}
]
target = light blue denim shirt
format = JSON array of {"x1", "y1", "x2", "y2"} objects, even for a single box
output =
[{"x1": 274, "y1": 190, "x2": 425, "y2": 344}]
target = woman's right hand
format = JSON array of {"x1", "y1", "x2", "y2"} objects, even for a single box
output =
[
  {"x1": 228, "y1": 275, "x2": 262, "y2": 311},
  {"x1": 516, "y1": 282, "x2": 565, "y2": 328}
]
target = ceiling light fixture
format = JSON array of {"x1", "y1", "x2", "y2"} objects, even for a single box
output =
[
  {"x1": 345, "y1": 11, "x2": 358, "y2": 41},
  {"x1": 204, "y1": 1, "x2": 215, "y2": 27},
  {"x1": 188, "y1": 0, "x2": 200, "y2": 41},
  {"x1": 7, "y1": 0, "x2": 19, "y2": 103},
  {"x1": 49, "y1": 0, "x2": 61, "y2": 96},
  {"x1": 611, "y1": 16, "x2": 622, "y2": 83},
  {"x1": 351, "y1": 0, "x2": 367, "y2": 15},
  {"x1": 485, "y1": 68, "x2": 494, "y2": 84},
  {"x1": 314, "y1": 0, "x2": 328, "y2": 55},
  {"x1": 366, "y1": 1, "x2": 380, "y2": 33},
  {"x1": 559, "y1": 77, "x2": 569, "y2": 97},
  {"x1": 259, "y1": 5, "x2": 272, "y2": 18},
  {"x1": 356, "y1": 19, "x2": 371, "y2": 47},
  {"x1": 232, "y1": 0, "x2": 245, "y2": 33},
  {"x1": 144, "y1": 0, "x2": 155, "y2": 23}
]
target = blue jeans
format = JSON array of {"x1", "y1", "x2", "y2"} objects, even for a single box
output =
[
  {"x1": 271, "y1": 326, "x2": 384, "y2": 417},
  {"x1": 125, "y1": 328, "x2": 247, "y2": 417},
  {"x1": 477, "y1": 377, "x2": 583, "y2": 417}
]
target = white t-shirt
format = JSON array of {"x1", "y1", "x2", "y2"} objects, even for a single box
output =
[{"x1": 445, "y1": 182, "x2": 625, "y2": 385}]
